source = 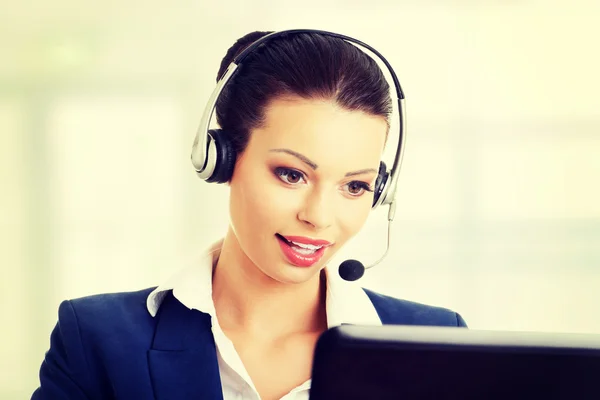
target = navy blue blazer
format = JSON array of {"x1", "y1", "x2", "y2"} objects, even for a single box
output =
[{"x1": 31, "y1": 287, "x2": 467, "y2": 399}]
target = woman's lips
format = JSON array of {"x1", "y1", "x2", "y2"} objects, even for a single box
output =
[
  {"x1": 278, "y1": 235, "x2": 332, "y2": 247},
  {"x1": 276, "y1": 234, "x2": 328, "y2": 267}
]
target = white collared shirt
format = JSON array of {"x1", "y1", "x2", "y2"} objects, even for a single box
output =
[{"x1": 146, "y1": 239, "x2": 382, "y2": 400}]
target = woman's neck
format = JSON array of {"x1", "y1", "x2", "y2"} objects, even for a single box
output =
[{"x1": 211, "y1": 229, "x2": 327, "y2": 339}]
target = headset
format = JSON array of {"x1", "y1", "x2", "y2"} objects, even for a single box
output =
[{"x1": 190, "y1": 29, "x2": 407, "y2": 280}]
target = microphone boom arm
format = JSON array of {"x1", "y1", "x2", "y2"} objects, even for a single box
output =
[{"x1": 365, "y1": 200, "x2": 396, "y2": 271}]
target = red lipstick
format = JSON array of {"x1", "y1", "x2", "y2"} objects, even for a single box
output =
[
  {"x1": 275, "y1": 234, "x2": 332, "y2": 267},
  {"x1": 280, "y1": 235, "x2": 332, "y2": 246}
]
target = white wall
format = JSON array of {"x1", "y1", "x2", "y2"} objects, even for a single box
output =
[{"x1": 1, "y1": 0, "x2": 599, "y2": 397}]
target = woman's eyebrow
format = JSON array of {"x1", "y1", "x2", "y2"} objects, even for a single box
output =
[
  {"x1": 269, "y1": 148, "x2": 378, "y2": 177},
  {"x1": 345, "y1": 168, "x2": 378, "y2": 177},
  {"x1": 269, "y1": 148, "x2": 318, "y2": 170}
]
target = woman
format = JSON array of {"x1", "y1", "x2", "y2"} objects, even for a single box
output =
[{"x1": 32, "y1": 30, "x2": 466, "y2": 400}]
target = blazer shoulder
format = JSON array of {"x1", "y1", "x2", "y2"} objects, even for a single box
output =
[
  {"x1": 32, "y1": 287, "x2": 161, "y2": 399},
  {"x1": 363, "y1": 288, "x2": 467, "y2": 327},
  {"x1": 65, "y1": 286, "x2": 159, "y2": 345},
  {"x1": 68, "y1": 286, "x2": 157, "y2": 313}
]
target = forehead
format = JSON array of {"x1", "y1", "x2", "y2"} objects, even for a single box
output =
[{"x1": 250, "y1": 96, "x2": 387, "y2": 167}]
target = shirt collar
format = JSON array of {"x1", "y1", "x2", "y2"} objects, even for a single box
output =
[{"x1": 147, "y1": 239, "x2": 381, "y2": 327}]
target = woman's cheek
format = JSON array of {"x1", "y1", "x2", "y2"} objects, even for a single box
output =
[
  {"x1": 339, "y1": 198, "x2": 371, "y2": 232},
  {"x1": 244, "y1": 179, "x2": 301, "y2": 220},
  {"x1": 266, "y1": 184, "x2": 305, "y2": 217}
]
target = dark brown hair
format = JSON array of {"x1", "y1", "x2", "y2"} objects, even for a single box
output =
[{"x1": 214, "y1": 30, "x2": 392, "y2": 155}]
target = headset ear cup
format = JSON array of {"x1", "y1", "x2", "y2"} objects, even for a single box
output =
[
  {"x1": 205, "y1": 129, "x2": 237, "y2": 183},
  {"x1": 372, "y1": 161, "x2": 389, "y2": 208}
]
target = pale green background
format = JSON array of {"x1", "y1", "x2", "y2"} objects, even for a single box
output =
[{"x1": 1, "y1": 0, "x2": 599, "y2": 398}]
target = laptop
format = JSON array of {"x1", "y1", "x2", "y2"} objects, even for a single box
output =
[{"x1": 309, "y1": 325, "x2": 600, "y2": 399}]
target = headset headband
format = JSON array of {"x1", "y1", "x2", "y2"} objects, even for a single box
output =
[{"x1": 191, "y1": 29, "x2": 406, "y2": 208}]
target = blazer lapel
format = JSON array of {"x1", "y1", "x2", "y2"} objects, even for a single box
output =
[{"x1": 148, "y1": 291, "x2": 224, "y2": 400}]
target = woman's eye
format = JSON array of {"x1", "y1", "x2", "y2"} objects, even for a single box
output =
[
  {"x1": 345, "y1": 181, "x2": 374, "y2": 196},
  {"x1": 274, "y1": 167, "x2": 306, "y2": 185}
]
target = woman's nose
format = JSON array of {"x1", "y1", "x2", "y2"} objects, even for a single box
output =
[{"x1": 297, "y1": 188, "x2": 334, "y2": 230}]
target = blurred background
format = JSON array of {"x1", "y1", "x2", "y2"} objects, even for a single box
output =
[{"x1": 1, "y1": 0, "x2": 599, "y2": 397}]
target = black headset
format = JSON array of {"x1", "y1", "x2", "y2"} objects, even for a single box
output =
[{"x1": 191, "y1": 29, "x2": 406, "y2": 210}]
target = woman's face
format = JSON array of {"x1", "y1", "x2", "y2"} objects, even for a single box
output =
[{"x1": 228, "y1": 96, "x2": 388, "y2": 284}]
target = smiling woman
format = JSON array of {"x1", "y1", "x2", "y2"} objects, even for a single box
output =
[
  {"x1": 226, "y1": 97, "x2": 386, "y2": 287},
  {"x1": 32, "y1": 30, "x2": 467, "y2": 400}
]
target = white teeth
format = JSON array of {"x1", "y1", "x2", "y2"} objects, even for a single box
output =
[
  {"x1": 290, "y1": 241, "x2": 323, "y2": 250},
  {"x1": 294, "y1": 247, "x2": 318, "y2": 255}
]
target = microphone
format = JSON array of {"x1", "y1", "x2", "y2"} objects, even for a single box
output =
[{"x1": 339, "y1": 201, "x2": 396, "y2": 282}]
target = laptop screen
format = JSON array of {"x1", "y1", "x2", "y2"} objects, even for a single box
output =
[{"x1": 309, "y1": 325, "x2": 600, "y2": 400}]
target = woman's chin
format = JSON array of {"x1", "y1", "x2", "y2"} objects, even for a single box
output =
[{"x1": 264, "y1": 262, "x2": 325, "y2": 285}]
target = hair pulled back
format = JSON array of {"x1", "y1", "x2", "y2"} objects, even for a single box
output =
[{"x1": 214, "y1": 30, "x2": 392, "y2": 155}]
